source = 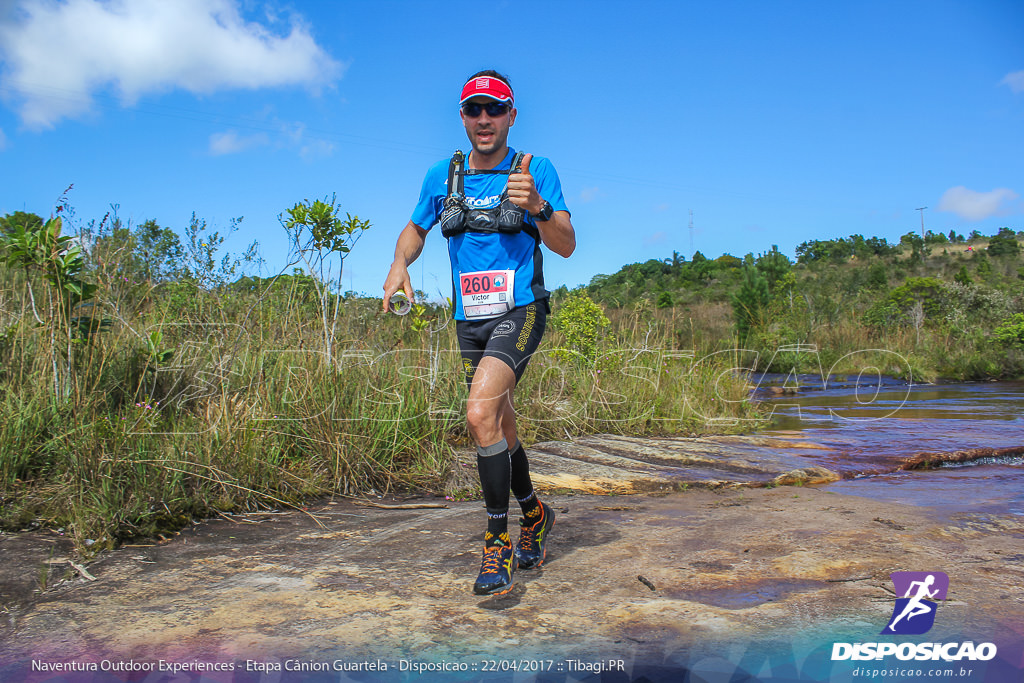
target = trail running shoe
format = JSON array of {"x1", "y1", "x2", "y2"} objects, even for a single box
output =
[
  {"x1": 517, "y1": 501, "x2": 555, "y2": 570},
  {"x1": 473, "y1": 532, "x2": 515, "y2": 596}
]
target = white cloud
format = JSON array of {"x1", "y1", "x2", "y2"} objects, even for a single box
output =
[
  {"x1": 0, "y1": 127, "x2": 6, "y2": 150},
  {"x1": 578, "y1": 186, "x2": 601, "y2": 203},
  {"x1": 938, "y1": 186, "x2": 1019, "y2": 221},
  {"x1": 0, "y1": 0, "x2": 343, "y2": 129},
  {"x1": 1000, "y1": 70, "x2": 1024, "y2": 94},
  {"x1": 209, "y1": 129, "x2": 269, "y2": 155}
]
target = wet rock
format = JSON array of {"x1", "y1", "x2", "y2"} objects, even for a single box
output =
[
  {"x1": 771, "y1": 467, "x2": 841, "y2": 486},
  {"x1": 500, "y1": 434, "x2": 847, "y2": 493},
  {"x1": 1, "y1": 487, "x2": 1021, "y2": 674}
]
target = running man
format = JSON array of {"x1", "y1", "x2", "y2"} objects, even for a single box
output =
[
  {"x1": 382, "y1": 70, "x2": 575, "y2": 595},
  {"x1": 886, "y1": 574, "x2": 939, "y2": 631}
]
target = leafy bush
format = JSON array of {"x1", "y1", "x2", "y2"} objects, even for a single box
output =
[
  {"x1": 987, "y1": 228, "x2": 1021, "y2": 257},
  {"x1": 550, "y1": 290, "x2": 610, "y2": 362},
  {"x1": 731, "y1": 266, "x2": 770, "y2": 342},
  {"x1": 943, "y1": 282, "x2": 1015, "y2": 326},
  {"x1": 867, "y1": 262, "x2": 889, "y2": 289},
  {"x1": 994, "y1": 313, "x2": 1024, "y2": 348},
  {"x1": 863, "y1": 277, "x2": 947, "y2": 328}
]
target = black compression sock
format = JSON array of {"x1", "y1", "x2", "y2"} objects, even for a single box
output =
[
  {"x1": 477, "y1": 438, "x2": 510, "y2": 542},
  {"x1": 510, "y1": 440, "x2": 540, "y2": 517},
  {"x1": 485, "y1": 515, "x2": 509, "y2": 544}
]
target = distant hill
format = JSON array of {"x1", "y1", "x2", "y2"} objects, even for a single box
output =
[{"x1": 575, "y1": 228, "x2": 1023, "y2": 379}]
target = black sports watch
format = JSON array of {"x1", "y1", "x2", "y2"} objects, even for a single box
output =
[{"x1": 531, "y1": 200, "x2": 554, "y2": 222}]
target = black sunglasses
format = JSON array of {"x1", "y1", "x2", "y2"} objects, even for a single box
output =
[{"x1": 461, "y1": 101, "x2": 511, "y2": 118}]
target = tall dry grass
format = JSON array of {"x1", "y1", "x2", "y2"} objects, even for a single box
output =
[{"x1": 0, "y1": 263, "x2": 762, "y2": 554}]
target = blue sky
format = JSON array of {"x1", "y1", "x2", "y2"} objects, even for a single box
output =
[{"x1": 1, "y1": 0, "x2": 1022, "y2": 301}]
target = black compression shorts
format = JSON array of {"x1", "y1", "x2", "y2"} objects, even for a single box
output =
[{"x1": 456, "y1": 301, "x2": 547, "y2": 389}]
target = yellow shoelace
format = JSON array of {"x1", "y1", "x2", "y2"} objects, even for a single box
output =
[{"x1": 518, "y1": 513, "x2": 543, "y2": 551}]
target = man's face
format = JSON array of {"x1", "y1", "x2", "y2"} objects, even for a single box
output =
[{"x1": 461, "y1": 97, "x2": 516, "y2": 156}]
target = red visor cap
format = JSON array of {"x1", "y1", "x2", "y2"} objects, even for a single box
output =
[{"x1": 459, "y1": 77, "x2": 514, "y2": 105}]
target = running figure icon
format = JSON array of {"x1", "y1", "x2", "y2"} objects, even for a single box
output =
[
  {"x1": 882, "y1": 571, "x2": 949, "y2": 635},
  {"x1": 886, "y1": 575, "x2": 938, "y2": 631}
]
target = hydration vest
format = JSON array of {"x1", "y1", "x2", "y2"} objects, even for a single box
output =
[{"x1": 438, "y1": 150, "x2": 540, "y2": 242}]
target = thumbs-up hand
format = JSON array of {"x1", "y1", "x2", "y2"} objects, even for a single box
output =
[
  {"x1": 517, "y1": 152, "x2": 533, "y2": 175},
  {"x1": 508, "y1": 153, "x2": 543, "y2": 215}
]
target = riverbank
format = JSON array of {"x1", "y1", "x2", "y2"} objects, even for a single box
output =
[
  {"x1": 2, "y1": 480, "x2": 1022, "y2": 682},
  {"x1": 3, "y1": 381, "x2": 1022, "y2": 681}
]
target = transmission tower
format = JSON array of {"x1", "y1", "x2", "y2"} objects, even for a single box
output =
[{"x1": 688, "y1": 209, "x2": 694, "y2": 256}]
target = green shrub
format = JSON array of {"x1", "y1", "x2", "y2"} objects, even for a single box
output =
[
  {"x1": 550, "y1": 291, "x2": 611, "y2": 363},
  {"x1": 863, "y1": 277, "x2": 947, "y2": 328},
  {"x1": 987, "y1": 228, "x2": 1020, "y2": 257},
  {"x1": 993, "y1": 313, "x2": 1024, "y2": 349},
  {"x1": 731, "y1": 266, "x2": 770, "y2": 342},
  {"x1": 954, "y1": 265, "x2": 972, "y2": 285},
  {"x1": 867, "y1": 262, "x2": 888, "y2": 289}
]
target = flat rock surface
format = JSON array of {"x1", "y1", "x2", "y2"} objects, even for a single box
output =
[
  {"x1": 522, "y1": 434, "x2": 845, "y2": 492},
  {"x1": 2, "y1": 436, "x2": 1023, "y2": 681}
]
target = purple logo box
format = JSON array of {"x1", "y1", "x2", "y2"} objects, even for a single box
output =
[{"x1": 890, "y1": 571, "x2": 949, "y2": 600}]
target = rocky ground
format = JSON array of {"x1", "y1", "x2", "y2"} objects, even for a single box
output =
[{"x1": 2, "y1": 435, "x2": 1022, "y2": 682}]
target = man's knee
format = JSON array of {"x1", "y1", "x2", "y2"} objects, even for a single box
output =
[{"x1": 466, "y1": 396, "x2": 503, "y2": 437}]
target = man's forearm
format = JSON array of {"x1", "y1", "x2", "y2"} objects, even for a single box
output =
[
  {"x1": 394, "y1": 221, "x2": 428, "y2": 266},
  {"x1": 536, "y1": 211, "x2": 575, "y2": 258},
  {"x1": 383, "y1": 222, "x2": 429, "y2": 309}
]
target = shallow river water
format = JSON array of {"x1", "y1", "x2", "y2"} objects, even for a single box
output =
[{"x1": 754, "y1": 376, "x2": 1024, "y2": 516}]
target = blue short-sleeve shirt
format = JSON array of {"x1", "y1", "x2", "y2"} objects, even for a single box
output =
[{"x1": 410, "y1": 148, "x2": 569, "y2": 321}]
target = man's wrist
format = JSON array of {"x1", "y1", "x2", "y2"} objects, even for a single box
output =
[{"x1": 530, "y1": 199, "x2": 554, "y2": 222}]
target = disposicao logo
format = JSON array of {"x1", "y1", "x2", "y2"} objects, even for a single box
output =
[
  {"x1": 882, "y1": 571, "x2": 948, "y2": 635},
  {"x1": 831, "y1": 571, "x2": 998, "y2": 662}
]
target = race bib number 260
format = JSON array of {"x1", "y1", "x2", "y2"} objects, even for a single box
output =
[{"x1": 460, "y1": 269, "x2": 515, "y2": 320}]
